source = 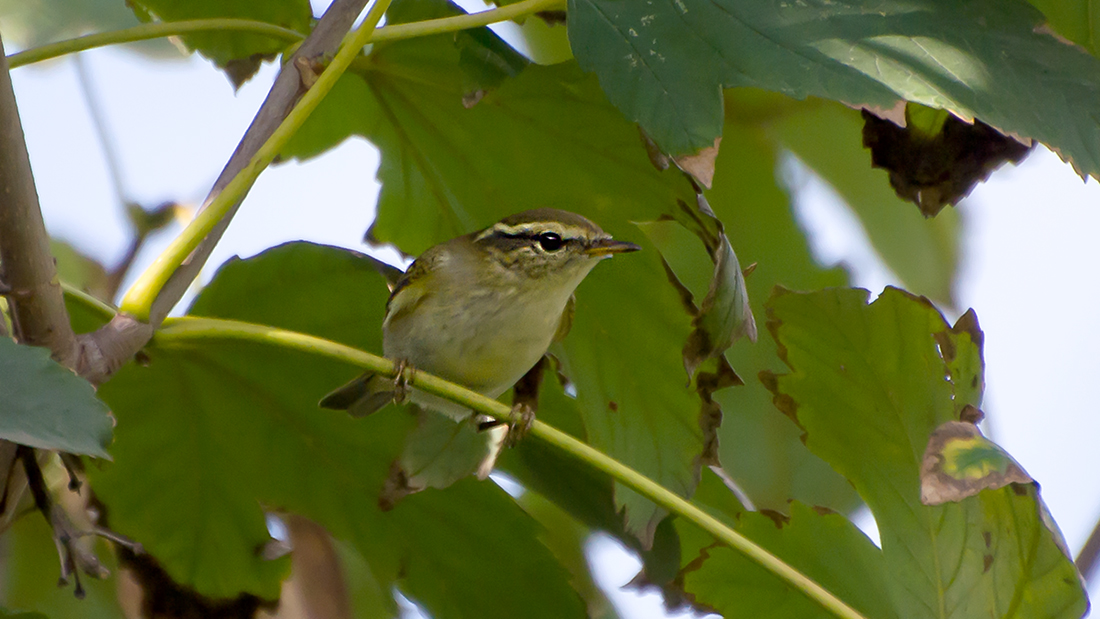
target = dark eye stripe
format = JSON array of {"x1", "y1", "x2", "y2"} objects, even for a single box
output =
[{"x1": 493, "y1": 230, "x2": 576, "y2": 247}]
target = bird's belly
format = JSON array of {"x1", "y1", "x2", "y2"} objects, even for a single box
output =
[{"x1": 384, "y1": 288, "x2": 563, "y2": 397}]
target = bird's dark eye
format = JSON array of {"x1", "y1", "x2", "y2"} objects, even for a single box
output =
[{"x1": 537, "y1": 232, "x2": 563, "y2": 251}]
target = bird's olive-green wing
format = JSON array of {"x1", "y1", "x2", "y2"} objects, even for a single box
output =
[{"x1": 319, "y1": 372, "x2": 395, "y2": 417}]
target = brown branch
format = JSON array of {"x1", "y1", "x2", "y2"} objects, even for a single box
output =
[
  {"x1": 0, "y1": 31, "x2": 78, "y2": 364},
  {"x1": 0, "y1": 29, "x2": 81, "y2": 526},
  {"x1": 150, "y1": 0, "x2": 371, "y2": 325},
  {"x1": 1076, "y1": 512, "x2": 1100, "y2": 581},
  {"x1": 76, "y1": 0, "x2": 372, "y2": 384}
]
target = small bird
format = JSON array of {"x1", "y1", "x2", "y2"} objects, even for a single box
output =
[{"x1": 320, "y1": 208, "x2": 640, "y2": 435}]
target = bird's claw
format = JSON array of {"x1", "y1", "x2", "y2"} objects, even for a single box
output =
[
  {"x1": 392, "y1": 359, "x2": 415, "y2": 405},
  {"x1": 505, "y1": 403, "x2": 536, "y2": 447}
]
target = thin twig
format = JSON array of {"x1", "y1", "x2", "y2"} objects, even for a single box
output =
[
  {"x1": 147, "y1": 0, "x2": 372, "y2": 326},
  {"x1": 73, "y1": 0, "x2": 372, "y2": 383},
  {"x1": 7, "y1": 19, "x2": 305, "y2": 69}
]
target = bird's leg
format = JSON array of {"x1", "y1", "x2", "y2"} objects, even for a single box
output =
[
  {"x1": 503, "y1": 356, "x2": 546, "y2": 446},
  {"x1": 392, "y1": 359, "x2": 414, "y2": 405},
  {"x1": 504, "y1": 403, "x2": 536, "y2": 447},
  {"x1": 475, "y1": 404, "x2": 536, "y2": 445}
]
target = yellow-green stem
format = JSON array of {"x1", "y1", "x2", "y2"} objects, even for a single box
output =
[
  {"x1": 7, "y1": 19, "x2": 304, "y2": 68},
  {"x1": 155, "y1": 316, "x2": 868, "y2": 619},
  {"x1": 117, "y1": 0, "x2": 395, "y2": 320},
  {"x1": 371, "y1": 0, "x2": 563, "y2": 43},
  {"x1": 8, "y1": 0, "x2": 564, "y2": 69}
]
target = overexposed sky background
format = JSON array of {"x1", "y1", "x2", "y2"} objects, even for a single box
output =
[{"x1": 8, "y1": 25, "x2": 1100, "y2": 619}]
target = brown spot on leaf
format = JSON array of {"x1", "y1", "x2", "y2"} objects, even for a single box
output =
[
  {"x1": 1013, "y1": 483, "x2": 1029, "y2": 496},
  {"x1": 862, "y1": 109, "x2": 1032, "y2": 217},
  {"x1": 658, "y1": 254, "x2": 701, "y2": 318},
  {"x1": 952, "y1": 309, "x2": 985, "y2": 351},
  {"x1": 860, "y1": 98, "x2": 908, "y2": 126},
  {"x1": 674, "y1": 137, "x2": 722, "y2": 189},
  {"x1": 462, "y1": 90, "x2": 486, "y2": 108},
  {"x1": 933, "y1": 330, "x2": 957, "y2": 363},
  {"x1": 639, "y1": 128, "x2": 671, "y2": 172},
  {"x1": 378, "y1": 460, "x2": 414, "y2": 512},
  {"x1": 812, "y1": 505, "x2": 838, "y2": 517},
  {"x1": 694, "y1": 357, "x2": 741, "y2": 467},
  {"x1": 535, "y1": 10, "x2": 567, "y2": 25},
  {"x1": 670, "y1": 542, "x2": 723, "y2": 616},
  {"x1": 760, "y1": 509, "x2": 790, "y2": 529},
  {"x1": 760, "y1": 373, "x2": 806, "y2": 434},
  {"x1": 608, "y1": 401, "x2": 619, "y2": 412},
  {"x1": 224, "y1": 53, "x2": 273, "y2": 91},
  {"x1": 983, "y1": 531, "x2": 992, "y2": 548},
  {"x1": 983, "y1": 554, "x2": 994, "y2": 573},
  {"x1": 959, "y1": 404, "x2": 984, "y2": 424}
]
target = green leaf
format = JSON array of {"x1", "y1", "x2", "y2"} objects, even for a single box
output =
[
  {"x1": 0, "y1": 611, "x2": 48, "y2": 619},
  {"x1": 50, "y1": 240, "x2": 109, "y2": 302},
  {"x1": 280, "y1": 28, "x2": 695, "y2": 254},
  {"x1": 92, "y1": 244, "x2": 586, "y2": 618},
  {"x1": 769, "y1": 100, "x2": 961, "y2": 308},
  {"x1": 62, "y1": 286, "x2": 116, "y2": 335},
  {"x1": 126, "y1": 0, "x2": 311, "y2": 85},
  {"x1": 558, "y1": 239, "x2": 710, "y2": 545},
  {"x1": 396, "y1": 408, "x2": 504, "y2": 491},
  {"x1": 334, "y1": 538, "x2": 399, "y2": 619},
  {"x1": 905, "y1": 102, "x2": 953, "y2": 139},
  {"x1": 568, "y1": 0, "x2": 1100, "y2": 180},
  {"x1": 1026, "y1": 0, "x2": 1100, "y2": 56},
  {"x1": 680, "y1": 496, "x2": 896, "y2": 619},
  {"x1": 0, "y1": 0, "x2": 145, "y2": 53},
  {"x1": 187, "y1": 242, "x2": 386, "y2": 351},
  {"x1": 517, "y1": 491, "x2": 623, "y2": 619},
  {"x1": 515, "y1": 15, "x2": 574, "y2": 66},
  {"x1": 763, "y1": 287, "x2": 1088, "y2": 618},
  {"x1": 706, "y1": 121, "x2": 860, "y2": 513},
  {"x1": 0, "y1": 338, "x2": 112, "y2": 458},
  {"x1": 498, "y1": 378, "x2": 624, "y2": 535},
  {"x1": 636, "y1": 214, "x2": 756, "y2": 380}
]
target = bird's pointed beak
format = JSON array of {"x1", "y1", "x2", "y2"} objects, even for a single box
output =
[{"x1": 586, "y1": 238, "x2": 642, "y2": 257}]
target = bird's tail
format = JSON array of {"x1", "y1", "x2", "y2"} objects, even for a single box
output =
[{"x1": 319, "y1": 372, "x2": 395, "y2": 417}]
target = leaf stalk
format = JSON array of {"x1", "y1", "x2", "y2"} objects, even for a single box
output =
[
  {"x1": 8, "y1": 0, "x2": 565, "y2": 69},
  {"x1": 6, "y1": 19, "x2": 305, "y2": 69}
]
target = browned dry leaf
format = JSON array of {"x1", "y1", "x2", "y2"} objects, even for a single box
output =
[
  {"x1": 861, "y1": 110, "x2": 1032, "y2": 217},
  {"x1": 920, "y1": 419, "x2": 1032, "y2": 506}
]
